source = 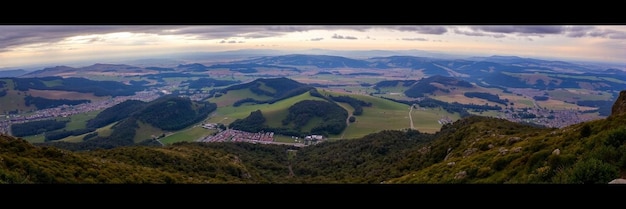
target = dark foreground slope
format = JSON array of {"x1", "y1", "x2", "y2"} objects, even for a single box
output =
[
  {"x1": 388, "y1": 91, "x2": 626, "y2": 183},
  {"x1": 0, "y1": 135, "x2": 295, "y2": 183}
]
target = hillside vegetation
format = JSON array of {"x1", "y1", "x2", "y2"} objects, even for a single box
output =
[
  {"x1": 2, "y1": 88, "x2": 626, "y2": 183},
  {"x1": 33, "y1": 95, "x2": 217, "y2": 151}
]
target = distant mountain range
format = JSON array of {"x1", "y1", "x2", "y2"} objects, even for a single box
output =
[
  {"x1": 3, "y1": 48, "x2": 622, "y2": 73},
  {"x1": 0, "y1": 69, "x2": 29, "y2": 77},
  {"x1": 15, "y1": 53, "x2": 626, "y2": 95}
]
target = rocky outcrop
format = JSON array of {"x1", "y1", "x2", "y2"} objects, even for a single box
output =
[{"x1": 611, "y1": 90, "x2": 626, "y2": 117}]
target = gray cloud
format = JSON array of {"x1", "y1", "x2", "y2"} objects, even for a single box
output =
[
  {"x1": 332, "y1": 34, "x2": 357, "y2": 40},
  {"x1": 551, "y1": 26, "x2": 626, "y2": 39},
  {"x1": 462, "y1": 25, "x2": 626, "y2": 40},
  {"x1": 1, "y1": 25, "x2": 625, "y2": 53},
  {"x1": 219, "y1": 39, "x2": 244, "y2": 44},
  {"x1": 470, "y1": 26, "x2": 565, "y2": 35},
  {"x1": 401, "y1": 37, "x2": 428, "y2": 41},
  {"x1": 309, "y1": 38, "x2": 324, "y2": 41},
  {"x1": 453, "y1": 29, "x2": 507, "y2": 38},
  {"x1": 0, "y1": 25, "x2": 180, "y2": 49},
  {"x1": 0, "y1": 25, "x2": 374, "y2": 51},
  {"x1": 395, "y1": 26, "x2": 448, "y2": 34},
  {"x1": 454, "y1": 29, "x2": 489, "y2": 37},
  {"x1": 563, "y1": 26, "x2": 596, "y2": 37}
]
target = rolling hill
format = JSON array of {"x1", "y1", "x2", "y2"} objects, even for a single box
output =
[
  {"x1": 33, "y1": 94, "x2": 217, "y2": 151},
  {"x1": 1, "y1": 90, "x2": 626, "y2": 184},
  {"x1": 233, "y1": 54, "x2": 373, "y2": 68},
  {"x1": 0, "y1": 76, "x2": 144, "y2": 114}
]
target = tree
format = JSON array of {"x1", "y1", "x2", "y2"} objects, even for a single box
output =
[
  {"x1": 580, "y1": 124, "x2": 591, "y2": 138},
  {"x1": 349, "y1": 116, "x2": 356, "y2": 123}
]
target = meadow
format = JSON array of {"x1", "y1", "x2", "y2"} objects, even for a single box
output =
[
  {"x1": 159, "y1": 125, "x2": 217, "y2": 145},
  {"x1": 205, "y1": 91, "x2": 326, "y2": 125},
  {"x1": 322, "y1": 90, "x2": 460, "y2": 139}
]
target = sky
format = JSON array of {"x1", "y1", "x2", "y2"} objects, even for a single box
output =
[{"x1": 1, "y1": 25, "x2": 626, "y2": 69}]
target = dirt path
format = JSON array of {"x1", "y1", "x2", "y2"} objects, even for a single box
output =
[
  {"x1": 340, "y1": 112, "x2": 353, "y2": 139},
  {"x1": 409, "y1": 104, "x2": 415, "y2": 129}
]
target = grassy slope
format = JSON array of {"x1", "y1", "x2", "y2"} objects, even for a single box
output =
[
  {"x1": 209, "y1": 88, "x2": 273, "y2": 107},
  {"x1": 0, "y1": 79, "x2": 32, "y2": 114},
  {"x1": 133, "y1": 120, "x2": 166, "y2": 143},
  {"x1": 386, "y1": 111, "x2": 626, "y2": 183},
  {"x1": 322, "y1": 90, "x2": 460, "y2": 139},
  {"x1": 19, "y1": 110, "x2": 102, "y2": 143},
  {"x1": 61, "y1": 123, "x2": 116, "y2": 143},
  {"x1": 205, "y1": 91, "x2": 326, "y2": 126},
  {"x1": 160, "y1": 125, "x2": 217, "y2": 145}
]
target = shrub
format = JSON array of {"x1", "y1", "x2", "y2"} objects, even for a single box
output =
[{"x1": 568, "y1": 158, "x2": 619, "y2": 184}]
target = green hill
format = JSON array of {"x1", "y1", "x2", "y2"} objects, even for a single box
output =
[
  {"x1": 0, "y1": 133, "x2": 277, "y2": 183},
  {"x1": 36, "y1": 95, "x2": 217, "y2": 151},
  {"x1": 2, "y1": 90, "x2": 626, "y2": 184},
  {"x1": 211, "y1": 77, "x2": 314, "y2": 107}
]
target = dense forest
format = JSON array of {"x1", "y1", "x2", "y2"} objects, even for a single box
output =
[
  {"x1": 328, "y1": 95, "x2": 372, "y2": 115},
  {"x1": 228, "y1": 110, "x2": 268, "y2": 133},
  {"x1": 282, "y1": 100, "x2": 348, "y2": 136},
  {"x1": 86, "y1": 100, "x2": 147, "y2": 129},
  {"x1": 12, "y1": 77, "x2": 145, "y2": 97},
  {"x1": 229, "y1": 99, "x2": 349, "y2": 137},
  {"x1": 463, "y1": 92, "x2": 509, "y2": 105},
  {"x1": 404, "y1": 76, "x2": 473, "y2": 98},
  {"x1": 225, "y1": 77, "x2": 315, "y2": 106},
  {"x1": 24, "y1": 95, "x2": 91, "y2": 109},
  {"x1": 10, "y1": 119, "x2": 68, "y2": 137},
  {"x1": 135, "y1": 95, "x2": 216, "y2": 131},
  {"x1": 35, "y1": 95, "x2": 217, "y2": 151}
]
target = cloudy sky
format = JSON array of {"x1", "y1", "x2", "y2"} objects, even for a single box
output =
[{"x1": 1, "y1": 25, "x2": 625, "y2": 69}]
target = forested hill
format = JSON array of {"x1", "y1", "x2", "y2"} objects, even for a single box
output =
[
  {"x1": 403, "y1": 75, "x2": 474, "y2": 98},
  {"x1": 2, "y1": 90, "x2": 626, "y2": 184},
  {"x1": 12, "y1": 76, "x2": 145, "y2": 97},
  {"x1": 216, "y1": 77, "x2": 315, "y2": 105},
  {"x1": 37, "y1": 95, "x2": 217, "y2": 151}
]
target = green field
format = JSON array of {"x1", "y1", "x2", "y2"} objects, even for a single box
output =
[
  {"x1": 22, "y1": 134, "x2": 45, "y2": 143},
  {"x1": 160, "y1": 125, "x2": 217, "y2": 144},
  {"x1": 60, "y1": 110, "x2": 102, "y2": 130},
  {"x1": 208, "y1": 88, "x2": 273, "y2": 107},
  {"x1": 600, "y1": 77, "x2": 626, "y2": 84},
  {"x1": 18, "y1": 110, "x2": 102, "y2": 143},
  {"x1": 41, "y1": 79, "x2": 63, "y2": 87},
  {"x1": 206, "y1": 91, "x2": 326, "y2": 125},
  {"x1": 257, "y1": 81, "x2": 276, "y2": 94},
  {"x1": 516, "y1": 99, "x2": 535, "y2": 107},
  {"x1": 545, "y1": 73, "x2": 626, "y2": 84},
  {"x1": 324, "y1": 91, "x2": 460, "y2": 140},
  {"x1": 411, "y1": 106, "x2": 462, "y2": 133},
  {"x1": 59, "y1": 122, "x2": 116, "y2": 143},
  {"x1": 273, "y1": 134, "x2": 298, "y2": 143},
  {"x1": 134, "y1": 121, "x2": 166, "y2": 143},
  {"x1": 0, "y1": 79, "x2": 33, "y2": 114},
  {"x1": 547, "y1": 89, "x2": 612, "y2": 102}
]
